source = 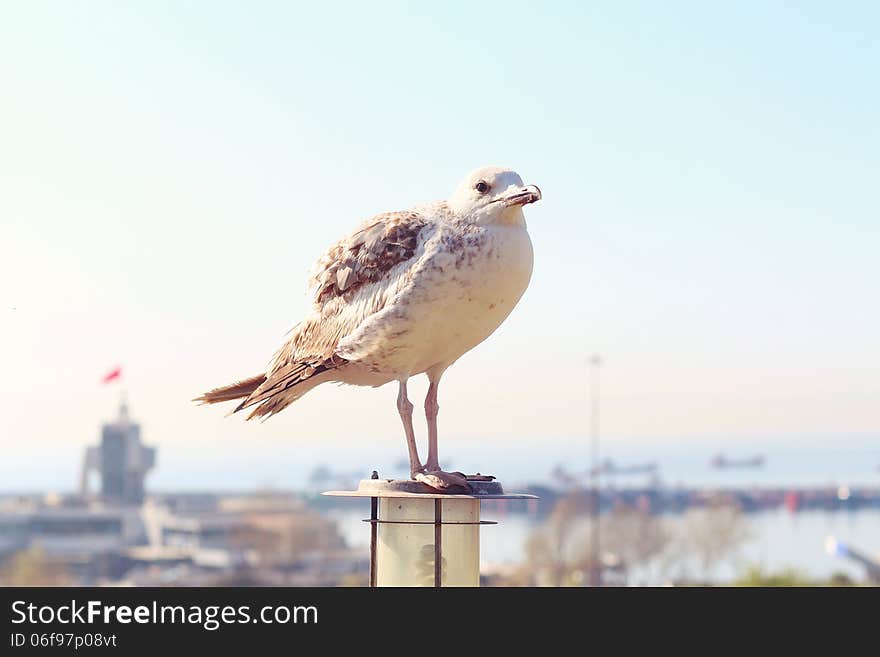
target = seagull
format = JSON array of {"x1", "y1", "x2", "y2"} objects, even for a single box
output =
[{"x1": 196, "y1": 166, "x2": 541, "y2": 490}]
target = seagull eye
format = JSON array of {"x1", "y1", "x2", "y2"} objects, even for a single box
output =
[{"x1": 475, "y1": 181, "x2": 490, "y2": 194}]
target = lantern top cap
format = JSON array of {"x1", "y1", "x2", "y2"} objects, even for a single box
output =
[{"x1": 322, "y1": 477, "x2": 538, "y2": 500}]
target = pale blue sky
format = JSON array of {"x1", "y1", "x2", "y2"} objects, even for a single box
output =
[{"x1": 1, "y1": 2, "x2": 877, "y2": 489}]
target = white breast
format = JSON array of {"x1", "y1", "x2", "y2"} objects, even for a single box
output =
[
  {"x1": 424, "y1": 224, "x2": 533, "y2": 364},
  {"x1": 337, "y1": 223, "x2": 533, "y2": 380}
]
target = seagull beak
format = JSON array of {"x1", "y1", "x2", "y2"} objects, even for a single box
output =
[{"x1": 498, "y1": 184, "x2": 542, "y2": 207}]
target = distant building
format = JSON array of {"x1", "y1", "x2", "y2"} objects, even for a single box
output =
[
  {"x1": 81, "y1": 399, "x2": 156, "y2": 505},
  {"x1": 0, "y1": 400, "x2": 365, "y2": 586}
]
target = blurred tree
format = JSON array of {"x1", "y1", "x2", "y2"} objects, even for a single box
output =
[
  {"x1": 828, "y1": 571, "x2": 856, "y2": 587},
  {"x1": 0, "y1": 546, "x2": 70, "y2": 586},
  {"x1": 338, "y1": 572, "x2": 370, "y2": 587},
  {"x1": 512, "y1": 491, "x2": 590, "y2": 586},
  {"x1": 734, "y1": 565, "x2": 813, "y2": 587},
  {"x1": 597, "y1": 505, "x2": 670, "y2": 584},
  {"x1": 734, "y1": 566, "x2": 859, "y2": 587},
  {"x1": 676, "y1": 502, "x2": 750, "y2": 581},
  {"x1": 510, "y1": 494, "x2": 671, "y2": 586}
]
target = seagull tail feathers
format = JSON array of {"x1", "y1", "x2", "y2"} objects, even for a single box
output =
[
  {"x1": 193, "y1": 374, "x2": 267, "y2": 406},
  {"x1": 194, "y1": 359, "x2": 343, "y2": 422},
  {"x1": 236, "y1": 361, "x2": 337, "y2": 422}
]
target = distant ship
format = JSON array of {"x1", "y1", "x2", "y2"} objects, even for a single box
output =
[
  {"x1": 589, "y1": 458, "x2": 659, "y2": 477},
  {"x1": 710, "y1": 452, "x2": 766, "y2": 469}
]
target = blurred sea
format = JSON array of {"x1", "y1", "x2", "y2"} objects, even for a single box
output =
[
  {"x1": 327, "y1": 507, "x2": 880, "y2": 585},
  {"x1": 3, "y1": 435, "x2": 878, "y2": 492}
]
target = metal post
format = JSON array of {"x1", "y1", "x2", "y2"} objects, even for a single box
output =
[
  {"x1": 433, "y1": 499, "x2": 442, "y2": 587},
  {"x1": 369, "y1": 470, "x2": 378, "y2": 588},
  {"x1": 589, "y1": 354, "x2": 602, "y2": 587}
]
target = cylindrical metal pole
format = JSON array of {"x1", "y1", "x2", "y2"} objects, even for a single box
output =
[
  {"x1": 369, "y1": 472, "x2": 378, "y2": 587},
  {"x1": 589, "y1": 354, "x2": 602, "y2": 587},
  {"x1": 433, "y1": 499, "x2": 442, "y2": 587}
]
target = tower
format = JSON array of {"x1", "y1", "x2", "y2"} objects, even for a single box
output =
[{"x1": 81, "y1": 397, "x2": 156, "y2": 504}]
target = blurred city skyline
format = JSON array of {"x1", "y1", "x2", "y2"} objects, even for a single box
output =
[{"x1": 2, "y1": 2, "x2": 878, "y2": 491}]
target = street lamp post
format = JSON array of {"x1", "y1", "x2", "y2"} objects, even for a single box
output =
[
  {"x1": 588, "y1": 354, "x2": 602, "y2": 587},
  {"x1": 324, "y1": 475, "x2": 536, "y2": 587}
]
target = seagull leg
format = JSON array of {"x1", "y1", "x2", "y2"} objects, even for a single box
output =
[
  {"x1": 397, "y1": 379, "x2": 423, "y2": 478},
  {"x1": 424, "y1": 379, "x2": 441, "y2": 471},
  {"x1": 417, "y1": 373, "x2": 469, "y2": 491}
]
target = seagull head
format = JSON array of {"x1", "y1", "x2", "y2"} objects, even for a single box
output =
[{"x1": 447, "y1": 166, "x2": 541, "y2": 225}]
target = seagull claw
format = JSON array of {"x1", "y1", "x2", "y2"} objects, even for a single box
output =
[{"x1": 414, "y1": 470, "x2": 472, "y2": 492}]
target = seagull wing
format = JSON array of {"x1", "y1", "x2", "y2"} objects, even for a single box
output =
[{"x1": 235, "y1": 209, "x2": 438, "y2": 417}]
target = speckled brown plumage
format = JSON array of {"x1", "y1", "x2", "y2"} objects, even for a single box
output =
[{"x1": 311, "y1": 211, "x2": 429, "y2": 303}]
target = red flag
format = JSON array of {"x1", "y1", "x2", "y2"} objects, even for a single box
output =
[{"x1": 101, "y1": 367, "x2": 122, "y2": 384}]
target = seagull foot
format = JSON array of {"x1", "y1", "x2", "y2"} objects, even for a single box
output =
[{"x1": 413, "y1": 469, "x2": 471, "y2": 492}]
